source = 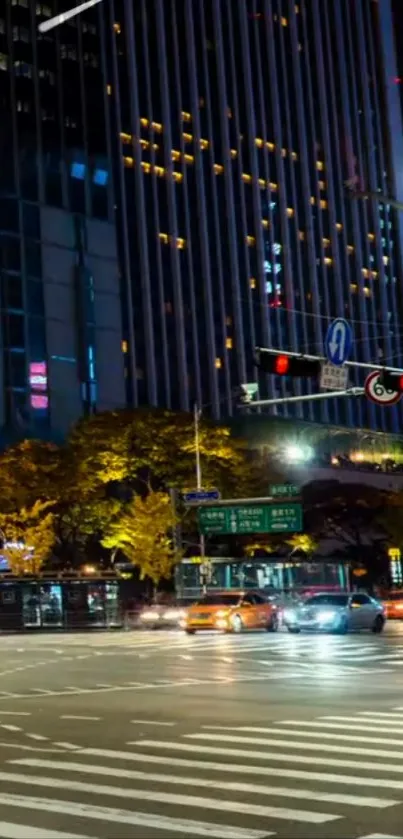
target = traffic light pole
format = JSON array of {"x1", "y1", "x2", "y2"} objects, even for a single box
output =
[
  {"x1": 255, "y1": 347, "x2": 403, "y2": 375},
  {"x1": 250, "y1": 387, "x2": 364, "y2": 409}
]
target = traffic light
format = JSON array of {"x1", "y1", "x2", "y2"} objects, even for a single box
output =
[
  {"x1": 255, "y1": 349, "x2": 321, "y2": 378},
  {"x1": 378, "y1": 370, "x2": 403, "y2": 392}
]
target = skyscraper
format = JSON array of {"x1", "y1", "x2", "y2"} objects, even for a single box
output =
[
  {"x1": 102, "y1": 0, "x2": 403, "y2": 432},
  {"x1": 0, "y1": 0, "x2": 126, "y2": 441}
]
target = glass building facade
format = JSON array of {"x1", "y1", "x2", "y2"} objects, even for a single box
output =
[
  {"x1": 0, "y1": 0, "x2": 125, "y2": 441},
  {"x1": 104, "y1": 0, "x2": 403, "y2": 432},
  {"x1": 3, "y1": 0, "x2": 403, "y2": 434}
]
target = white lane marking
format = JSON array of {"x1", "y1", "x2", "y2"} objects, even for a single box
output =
[
  {"x1": 130, "y1": 720, "x2": 175, "y2": 726},
  {"x1": 53, "y1": 743, "x2": 80, "y2": 750},
  {"x1": 31, "y1": 689, "x2": 53, "y2": 695},
  {"x1": 215, "y1": 725, "x2": 403, "y2": 747},
  {"x1": 313, "y1": 719, "x2": 403, "y2": 733},
  {"x1": 0, "y1": 742, "x2": 64, "y2": 753},
  {"x1": 359, "y1": 711, "x2": 403, "y2": 718},
  {"x1": 96, "y1": 683, "x2": 114, "y2": 688},
  {"x1": 0, "y1": 822, "x2": 91, "y2": 838},
  {"x1": 185, "y1": 731, "x2": 403, "y2": 760},
  {"x1": 0, "y1": 792, "x2": 269, "y2": 839},
  {"x1": 0, "y1": 712, "x2": 30, "y2": 717},
  {"x1": 136, "y1": 738, "x2": 403, "y2": 774},
  {"x1": 78, "y1": 745, "x2": 403, "y2": 792},
  {"x1": 0, "y1": 725, "x2": 21, "y2": 732},
  {"x1": 0, "y1": 772, "x2": 339, "y2": 824},
  {"x1": 60, "y1": 716, "x2": 101, "y2": 722},
  {"x1": 26, "y1": 734, "x2": 48, "y2": 742},
  {"x1": 179, "y1": 655, "x2": 193, "y2": 660},
  {"x1": 360, "y1": 835, "x2": 403, "y2": 838},
  {"x1": 13, "y1": 758, "x2": 398, "y2": 810}
]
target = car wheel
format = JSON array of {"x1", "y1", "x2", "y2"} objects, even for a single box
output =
[
  {"x1": 287, "y1": 626, "x2": 301, "y2": 633},
  {"x1": 185, "y1": 629, "x2": 196, "y2": 635},
  {"x1": 266, "y1": 614, "x2": 279, "y2": 632},
  {"x1": 231, "y1": 614, "x2": 243, "y2": 633},
  {"x1": 372, "y1": 615, "x2": 384, "y2": 634}
]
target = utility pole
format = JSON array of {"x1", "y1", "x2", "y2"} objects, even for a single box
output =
[{"x1": 194, "y1": 404, "x2": 207, "y2": 593}]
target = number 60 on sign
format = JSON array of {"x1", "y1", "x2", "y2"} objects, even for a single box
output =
[{"x1": 364, "y1": 371, "x2": 402, "y2": 406}]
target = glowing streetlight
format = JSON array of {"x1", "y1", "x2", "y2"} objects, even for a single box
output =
[{"x1": 38, "y1": 0, "x2": 103, "y2": 33}]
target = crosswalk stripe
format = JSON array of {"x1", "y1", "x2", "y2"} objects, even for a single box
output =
[
  {"x1": 202, "y1": 725, "x2": 403, "y2": 747},
  {"x1": 269, "y1": 720, "x2": 403, "y2": 737},
  {"x1": 136, "y1": 738, "x2": 403, "y2": 774},
  {"x1": 12, "y1": 758, "x2": 397, "y2": 810},
  {"x1": 319, "y1": 715, "x2": 403, "y2": 729},
  {"x1": 358, "y1": 711, "x2": 403, "y2": 718},
  {"x1": 0, "y1": 770, "x2": 338, "y2": 824},
  {"x1": 360, "y1": 835, "x2": 403, "y2": 838},
  {"x1": 79, "y1": 746, "x2": 403, "y2": 792},
  {"x1": 0, "y1": 823, "x2": 90, "y2": 838},
  {"x1": 185, "y1": 731, "x2": 403, "y2": 760},
  {"x1": 0, "y1": 792, "x2": 268, "y2": 839}
]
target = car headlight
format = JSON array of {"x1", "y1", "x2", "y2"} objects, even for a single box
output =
[
  {"x1": 283, "y1": 609, "x2": 297, "y2": 622},
  {"x1": 140, "y1": 611, "x2": 160, "y2": 621},
  {"x1": 317, "y1": 610, "x2": 337, "y2": 623},
  {"x1": 215, "y1": 609, "x2": 230, "y2": 619},
  {"x1": 163, "y1": 609, "x2": 183, "y2": 620}
]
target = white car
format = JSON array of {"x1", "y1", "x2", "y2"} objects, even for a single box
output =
[{"x1": 283, "y1": 591, "x2": 385, "y2": 634}]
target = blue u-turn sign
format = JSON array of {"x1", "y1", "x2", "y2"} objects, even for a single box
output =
[{"x1": 325, "y1": 319, "x2": 353, "y2": 367}]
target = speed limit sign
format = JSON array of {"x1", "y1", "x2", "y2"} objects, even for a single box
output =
[{"x1": 364, "y1": 370, "x2": 402, "y2": 406}]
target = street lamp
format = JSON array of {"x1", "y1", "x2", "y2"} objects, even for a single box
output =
[{"x1": 38, "y1": 0, "x2": 103, "y2": 32}]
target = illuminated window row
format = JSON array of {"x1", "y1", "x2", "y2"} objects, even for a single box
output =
[
  {"x1": 158, "y1": 232, "x2": 186, "y2": 249},
  {"x1": 123, "y1": 156, "x2": 183, "y2": 183}
]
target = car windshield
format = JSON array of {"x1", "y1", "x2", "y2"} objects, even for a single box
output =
[
  {"x1": 304, "y1": 594, "x2": 349, "y2": 607},
  {"x1": 195, "y1": 594, "x2": 241, "y2": 606}
]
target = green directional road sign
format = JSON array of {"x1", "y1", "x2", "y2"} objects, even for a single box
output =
[
  {"x1": 270, "y1": 483, "x2": 300, "y2": 498},
  {"x1": 198, "y1": 503, "x2": 302, "y2": 535}
]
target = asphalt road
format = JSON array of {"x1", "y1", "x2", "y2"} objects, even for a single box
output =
[{"x1": 0, "y1": 624, "x2": 403, "y2": 838}]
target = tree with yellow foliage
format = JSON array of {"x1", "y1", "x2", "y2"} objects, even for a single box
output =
[
  {"x1": 0, "y1": 500, "x2": 55, "y2": 575},
  {"x1": 286, "y1": 533, "x2": 318, "y2": 557},
  {"x1": 102, "y1": 490, "x2": 182, "y2": 589}
]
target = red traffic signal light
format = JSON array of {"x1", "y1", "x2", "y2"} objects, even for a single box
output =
[
  {"x1": 255, "y1": 350, "x2": 321, "y2": 378},
  {"x1": 274, "y1": 355, "x2": 290, "y2": 375},
  {"x1": 379, "y1": 370, "x2": 403, "y2": 392}
]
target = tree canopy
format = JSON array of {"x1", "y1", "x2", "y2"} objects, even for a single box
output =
[{"x1": 0, "y1": 500, "x2": 55, "y2": 575}]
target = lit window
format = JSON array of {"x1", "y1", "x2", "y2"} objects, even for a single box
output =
[
  {"x1": 291, "y1": 151, "x2": 298, "y2": 161},
  {"x1": 368, "y1": 232, "x2": 375, "y2": 241},
  {"x1": 320, "y1": 200, "x2": 328, "y2": 209},
  {"x1": 286, "y1": 207, "x2": 294, "y2": 218},
  {"x1": 336, "y1": 222, "x2": 343, "y2": 231},
  {"x1": 318, "y1": 180, "x2": 326, "y2": 190},
  {"x1": 246, "y1": 236, "x2": 255, "y2": 246},
  {"x1": 267, "y1": 142, "x2": 275, "y2": 152},
  {"x1": 310, "y1": 196, "x2": 315, "y2": 205},
  {"x1": 281, "y1": 16, "x2": 288, "y2": 25},
  {"x1": 324, "y1": 257, "x2": 333, "y2": 266},
  {"x1": 316, "y1": 161, "x2": 324, "y2": 171},
  {"x1": 171, "y1": 150, "x2": 181, "y2": 161},
  {"x1": 298, "y1": 231, "x2": 305, "y2": 241},
  {"x1": 226, "y1": 337, "x2": 233, "y2": 349},
  {"x1": 225, "y1": 316, "x2": 232, "y2": 326},
  {"x1": 0, "y1": 53, "x2": 8, "y2": 71},
  {"x1": 121, "y1": 340, "x2": 128, "y2": 353},
  {"x1": 362, "y1": 268, "x2": 370, "y2": 278},
  {"x1": 322, "y1": 238, "x2": 330, "y2": 247},
  {"x1": 215, "y1": 358, "x2": 222, "y2": 369},
  {"x1": 242, "y1": 173, "x2": 252, "y2": 183},
  {"x1": 184, "y1": 154, "x2": 194, "y2": 164},
  {"x1": 230, "y1": 149, "x2": 238, "y2": 159},
  {"x1": 93, "y1": 168, "x2": 108, "y2": 186},
  {"x1": 200, "y1": 138, "x2": 209, "y2": 149},
  {"x1": 281, "y1": 148, "x2": 287, "y2": 158},
  {"x1": 176, "y1": 238, "x2": 186, "y2": 249},
  {"x1": 113, "y1": 22, "x2": 121, "y2": 33},
  {"x1": 262, "y1": 219, "x2": 269, "y2": 229},
  {"x1": 183, "y1": 133, "x2": 192, "y2": 143},
  {"x1": 214, "y1": 164, "x2": 224, "y2": 174},
  {"x1": 71, "y1": 162, "x2": 86, "y2": 180},
  {"x1": 383, "y1": 255, "x2": 389, "y2": 265},
  {"x1": 106, "y1": 84, "x2": 112, "y2": 95},
  {"x1": 250, "y1": 278, "x2": 257, "y2": 289},
  {"x1": 158, "y1": 232, "x2": 169, "y2": 244},
  {"x1": 172, "y1": 172, "x2": 183, "y2": 183},
  {"x1": 347, "y1": 245, "x2": 354, "y2": 254},
  {"x1": 255, "y1": 138, "x2": 264, "y2": 148},
  {"x1": 181, "y1": 111, "x2": 192, "y2": 122},
  {"x1": 269, "y1": 182, "x2": 278, "y2": 191}
]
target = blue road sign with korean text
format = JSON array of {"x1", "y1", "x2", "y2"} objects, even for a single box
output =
[
  {"x1": 183, "y1": 489, "x2": 221, "y2": 504},
  {"x1": 325, "y1": 318, "x2": 353, "y2": 367}
]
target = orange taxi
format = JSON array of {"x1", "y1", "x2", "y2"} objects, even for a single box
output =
[
  {"x1": 181, "y1": 590, "x2": 279, "y2": 634},
  {"x1": 382, "y1": 590, "x2": 403, "y2": 619}
]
